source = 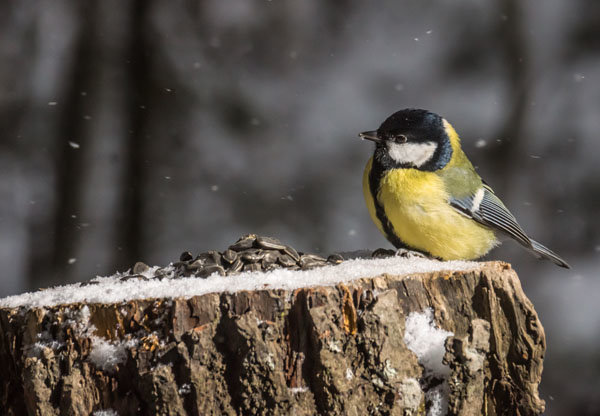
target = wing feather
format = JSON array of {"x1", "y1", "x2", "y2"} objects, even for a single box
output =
[{"x1": 449, "y1": 185, "x2": 532, "y2": 248}]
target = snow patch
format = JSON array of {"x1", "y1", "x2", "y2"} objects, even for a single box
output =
[
  {"x1": 404, "y1": 308, "x2": 454, "y2": 416},
  {"x1": 404, "y1": 308, "x2": 453, "y2": 378},
  {"x1": 73, "y1": 306, "x2": 139, "y2": 373},
  {"x1": 178, "y1": 383, "x2": 192, "y2": 395},
  {"x1": 25, "y1": 339, "x2": 64, "y2": 358},
  {"x1": 426, "y1": 384, "x2": 448, "y2": 416},
  {"x1": 88, "y1": 337, "x2": 138, "y2": 373},
  {"x1": 0, "y1": 256, "x2": 480, "y2": 309},
  {"x1": 289, "y1": 387, "x2": 308, "y2": 394},
  {"x1": 93, "y1": 410, "x2": 118, "y2": 416}
]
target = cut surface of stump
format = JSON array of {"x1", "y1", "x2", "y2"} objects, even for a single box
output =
[{"x1": 0, "y1": 255, "x2": 545, "y2": 415}]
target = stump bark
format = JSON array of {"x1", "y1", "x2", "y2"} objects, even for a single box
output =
[{"x1": 0, "y1": 261, "x2": 545, "y2": 415}]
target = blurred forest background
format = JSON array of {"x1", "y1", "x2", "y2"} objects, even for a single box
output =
[{"x1": 0, "y1": 0, "x2": 598, "y2": 414}]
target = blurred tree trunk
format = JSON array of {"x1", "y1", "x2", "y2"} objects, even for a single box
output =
[
  {"x1": 24, "y1": 1, "x2": 149, "y2": 290},
  {"x1": 115, "y1": 0, "x2": 151, "y2": 272},
  {"x1": 50, "y1": 2, "x2": 96, "y2": 285},
  {"x1": 22, "y1": 2, "x2": 86, "y2": 290},
  {"x1": 489, "y1": 0, "x2": 530, "y2": 196}
]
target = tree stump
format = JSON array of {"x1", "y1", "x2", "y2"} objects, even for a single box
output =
[{"x1": 0, "y1": 260, "x2": 545, "y2": 415}]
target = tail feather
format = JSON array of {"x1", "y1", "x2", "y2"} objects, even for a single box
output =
[{"x1": 530, "y1": 239, "x2": 570, "y2": 269}]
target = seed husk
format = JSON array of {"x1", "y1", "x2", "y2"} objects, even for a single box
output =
[
  {"x1": 222, "y1": 249, "x2": 238, "y2": 264},
  {"x1": 299, "y1": 256, "x2": 324, "y2": 270},
  {"x1": 229, "y1": 234, "x2": 257, "y2": 251},
  {"x1": 229, "y1": 258, "x2": 244, "y2": 273},
  {"x1": 197, "y1": 250, "x2": 222, "y2": 266},
  {"x1": 187, "y1": 259, "x2": 204, "y2": 270},
  {"x1": 197, "y1": 264, "x2": 225, "y2": 278},
  {"x1": 243, "y1": 263, "x2": 262, "y2": 272},
  {"x1": 154, "y1": 268, "x2": 170, "y2": 279},
  {"x1": 256, "y1": 236, "x2": 286, "y2": 251},
  {"x1": 179, "y1": 251, "x2": 193, "y2": 262},
  {"x1": 278, "y1": 253, "x2": 297, "y2": 267},
  {"x1": 301, "y1": 253, "x2": 326, "y2": 262},
  {"x1": 283, "y1": 245, "x2": 300, "y2": 262},
  {"x1": 133, "y1": 262, "x2": 150, "y2": 275},
  {"x1": 120, "y1": 274, "x2": 148, "y2": 282},
  {"x1": 242, "y1": 249, "x2": 265, "y2": 263},
  {"x1": 262, "y1": 261, "x2": 280, "y2": 271},
  {"x1": 327, "y1": 253, "x2": 344, "y2": 264},
  {"x1": 371, "y1": 248, "x2": 396, "y2": 258},
  {"x1": 262, "y1": 250, "x2": 279, "y2": 265}
]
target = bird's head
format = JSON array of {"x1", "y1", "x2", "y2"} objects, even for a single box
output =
[{"x1": 360, "y1": 108, "x2": 453, "y2": 171}]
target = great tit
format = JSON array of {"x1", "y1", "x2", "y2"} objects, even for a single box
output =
[{"x1": 360, "y1": 108, "x2": 570, "y2": 268}]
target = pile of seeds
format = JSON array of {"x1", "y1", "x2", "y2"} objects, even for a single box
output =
[
  {"x1": 129, "y1": 234, "x2": 346, "y2": 280},
  {"x1": 175, "y1": 234, "x2": 346, "y2": 278}
]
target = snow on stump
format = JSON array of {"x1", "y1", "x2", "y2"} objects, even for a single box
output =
[{"x1": 0, "y1": 256, "x2": 545, "y2": 415}]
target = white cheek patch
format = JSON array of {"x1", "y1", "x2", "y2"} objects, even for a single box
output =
[{"x1": 387, "y1": 141, "x2": 438, "y2": 167}]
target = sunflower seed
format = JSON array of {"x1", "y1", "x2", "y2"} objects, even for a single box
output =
[
  {"x1": 242, "y1": 249, "x2": 265, "y2": 263},
  {"x1": 262, "y1": 261, "x2": 280, "y2": 271},
  {"x1": 197, "y1": 264, "x2": 225, "y2": 278},
  {"x1": 301, "y1": 253, "x2": 326, "y2": 262},
  {"x1": 196, "y1": 250, "x2": 221, "y2": 262},
  {"x1": 229, "y1": 258, "x2": 244, "y2": 273},
  {"x1": 179, "y1": 251, "x2": 193, "y2": 262},
  {"x1": 256, "y1": 236, "x2": 286, "y2": 250},
  {"x1": 120, "y1": 274, "x2": 148, "y2": 282},
  {"x1": 283, "y1": 245, "x2": 300, "y2": 262},
  {"x1": 299, "y1": 256, "x2": 325, "y2": 270},
  {"x1": 229, "y1": 234, "x2": 257, "y2": 251},
  {"x1": 243, "y1": 263, "x2": 262, "y2": 272},
  {"x1": 278, "y1": 253, "x2": 297, "y2": 267},
  {"x1": 133, "y1": 262, "x2": 150, "y2": 274},
  {"x1": 222, "y1": 249, "x2": 238, "y2": 264},
  {"x1": 327, "y1": 253, "x2": 344, "y2": 264},
  {"x1": 372, "y1": 248, "x2": 396, "y2": 258},
  {"x1": 198, "y1": 250, "x2": 222, "y2": 265},
  {"x1": 187, "y1": 259, "x2": 204, "y2": 270},
  {"x1": 154, "y1": 268, "x2": 170, "y2": 279},
  {"x1": 262, "y1": 250, "x2": 279, "y2": 265}
]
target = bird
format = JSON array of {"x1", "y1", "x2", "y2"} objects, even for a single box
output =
[{"x1": 360, "y1": 108, "x2": 570, "y2": 268}]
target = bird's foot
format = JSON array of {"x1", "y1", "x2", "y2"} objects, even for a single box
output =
[
  {"x1": 371, "y1": 248, "x2": 433, "y2": 260},
  {"x1": 394, "y1": 248, "x2": 431, "y2": 259},
  {"x1": 371, "y1": 248, "x2": 396, "y2": 258}
]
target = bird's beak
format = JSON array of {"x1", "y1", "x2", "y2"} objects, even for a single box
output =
[{"x1": 359, "y1": 131, "x2": 382, "y2": 143}]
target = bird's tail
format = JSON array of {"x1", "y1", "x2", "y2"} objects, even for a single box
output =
[{"x1": 530, "y1": 239, "x2": 570, "y2": 269}]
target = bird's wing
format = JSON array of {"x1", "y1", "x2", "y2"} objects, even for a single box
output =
[{"x1": 449, "y1": 184, "x2": 533, "y2": 248}]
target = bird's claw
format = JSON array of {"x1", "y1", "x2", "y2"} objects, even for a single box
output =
[
  {"x1": 371, "y1": 248, "x2": 397, "y2": 258},
  {"x1": 394, "y1": 248, "x2": 430, "y2": 259}
]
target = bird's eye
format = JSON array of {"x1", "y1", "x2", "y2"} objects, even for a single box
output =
[{"x1": 395, "y1": 135, "x2": 408, "y2": 143}]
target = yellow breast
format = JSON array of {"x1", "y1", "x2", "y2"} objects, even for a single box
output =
[{"x1": 363, "y1": 157, "x2": 497, "y2": 260}]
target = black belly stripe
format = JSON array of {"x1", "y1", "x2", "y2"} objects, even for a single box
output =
[{"x1": 368, "y1": 161, "x2": 407, "y2": 249}]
